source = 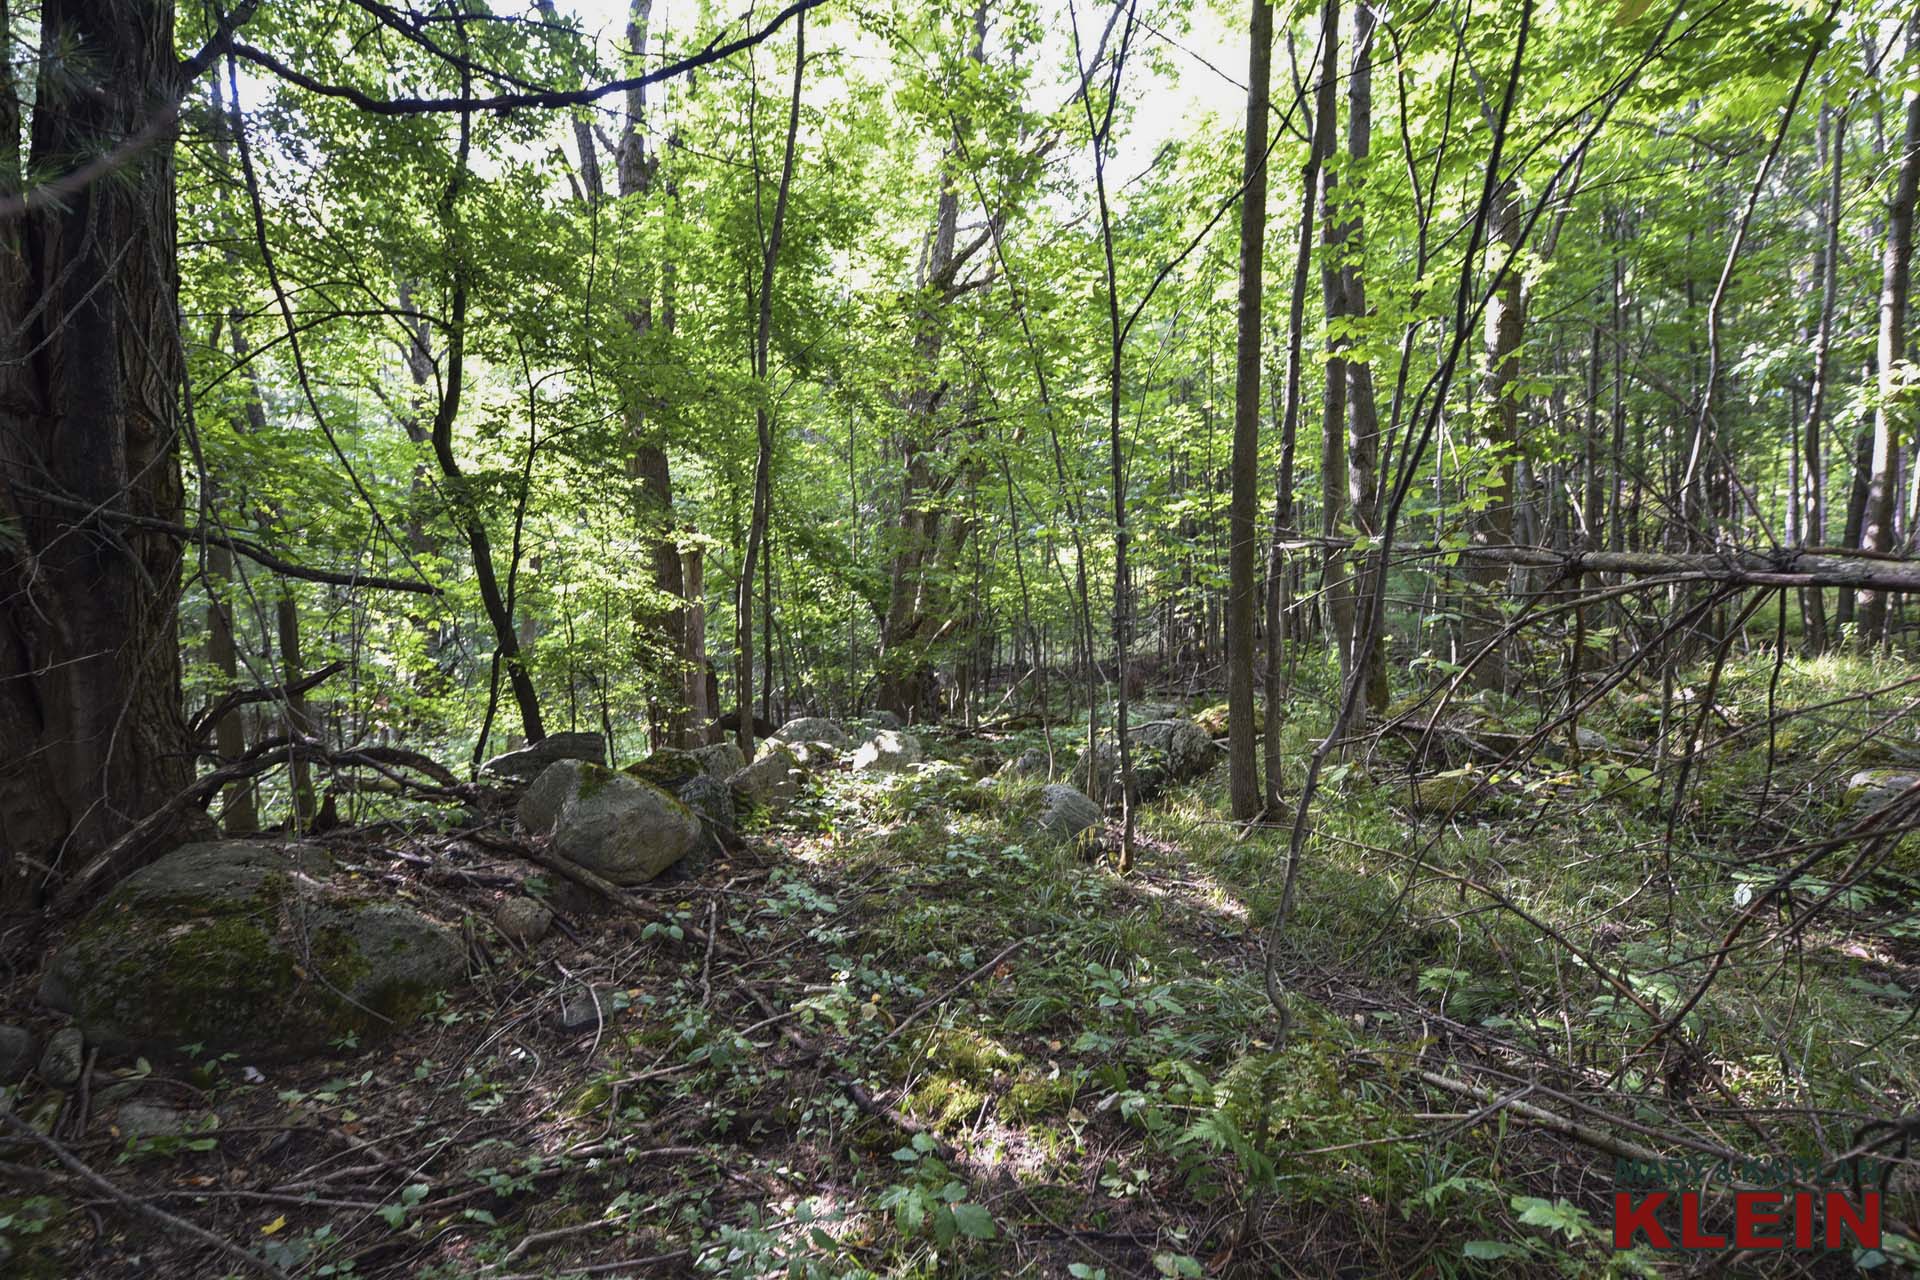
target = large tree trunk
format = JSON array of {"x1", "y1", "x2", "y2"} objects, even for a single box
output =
[
  {"x1": 1226, "y1": 0, "x2": 1273, "y2": 820},
  {"x1": 0, "y1": 0, "x2": 193, "y2": 907},
  {"x1": 1856, "y1": 85, "x2": 1920, "y2": 648}
]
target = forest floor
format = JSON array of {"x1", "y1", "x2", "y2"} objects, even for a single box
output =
[{"x1": 5, "y1": 655, "x2": 1920, "y2": 1278}]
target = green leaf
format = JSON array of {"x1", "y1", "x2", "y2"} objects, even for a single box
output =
[
  {"x1": 1464, "y1": 1239, "x2": 1529, "y2": 1259},
  {"x1": 951, "y1": 1201, "x2": 996, "y2": 1239}
]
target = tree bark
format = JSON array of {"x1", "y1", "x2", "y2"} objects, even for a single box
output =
[
  {"x1": 1343, "y1": 0, "x2": 1388, "y2": 717},
  {"x1": 0, "y1": 0, "x2": 197, "y2": 908},
  {"x1": 736, "y1": 12, "x2": 805, "y2": 755},
  {"x1": 1264, "y1": 0, "x2": 1341, "y2": 807},
  {"x1": 1463, "y1": 176, "x2": 1523, "y2": 691},
  {"x1": 1227, "y1": 0, "x2": 1273, "y2": 820},
  {"x1": 1857, "y1": 84, "x2": 1920, "y2": 648},
  {"x1": 1801, "y1": 106, "x2": 1844, "y2": 654}
]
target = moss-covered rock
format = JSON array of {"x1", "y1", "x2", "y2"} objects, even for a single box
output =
[
  {"x1": 1074, "y1": 716, "x2": 1218, "y2": 801},
  {"x1": 518, "y1": 761, "x2": 701, "y2": 884},
  {"x1": 729, "y1": 745, "x2": 806, "y2": 815},
  {"x1": 37, "y1": 841, "x2": 462, "y2": 1061},
  {"x1": 624, "y1": 747, "x2": 704, "y2": 791},
  {"x1": 770, "y1": 716, "x2": 850, "y2": 749},
  {"x1": 1193, "y1": 700, "x2": 1262, "y2": 739},
  {"x1": 689, "y1": 741, "x2": 747, "y2": 778},
  {"x1": 1408, "y1": 770, "x2": 1486, "y2": 815}
]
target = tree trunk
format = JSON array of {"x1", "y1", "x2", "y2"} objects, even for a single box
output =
[
  {"x1": 1801, "y1": 106, "x2": 1844, "y2": 654},
  {"x1": 1857, "y1": 85, "x2": 1920, "y2": 648},
  {"x1": 1343, "y1": 1, "x2": 1388, "y2": 717},
  {"x1": 736, "y1": 12, "x2": 805, "y2": 755},
  {"x1": 1264, "y1": 0, "x2": 1341, "y2": 807},
  {"x1": 1319, "y1": 17, "x2": 1354, "y2": 689},
  {"x1": 429, "y1": 107, "x2": 544, "y2": 745},
  {"x1": 1227, "y1": 0, "x2": 1273, "y2": 820},
  {"x1": 1463, "y1": 177, "x2": 1523, "y2": 690},
  {"x1": 0, "y1": 0, "x2": 193, "y2": 908}
]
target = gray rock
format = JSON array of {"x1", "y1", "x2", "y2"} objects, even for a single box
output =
[
  {"x1": 116, "y1": 1100, "x2": 205, "y2": 1138},
  {"x1": 856, "y1": 709, "x2": 905, "y2": 731},
  {"x1": 690, "y1": 741, "x2": 746, "y2": 779},
  {"x1": 997, "y1": 747, "x2": 1049, "y2": 779},
  {"x1": 518, "y1": 761, "x2": 700, "y2": 884},
  {"x1": 38, "y1": 841, "x2": 464, "y2": 1061},
  {"x1": 494, "y1": 897, "x2": 553, "y2": 944},
  {"x1": 1036, "y1": 784, "x2": 1102, "y2": 843},
  {"x1": 729, "y1": 745, "x2": 806, "y2": 814},
  {"x1": 0, "y1": 1024, "x2": 34, "y2": 1083},
  {"x1": 771, "y1": 717, "x2": 849, "y2": 749},
  {"x1": 555, "y1": 985, "x2": 627, "y2": 1033},
  {"x1": 852, "y1": 729, "x2": 924, "y2": 773},
  {"x1": 38, "y1": 1027, "x2": 84, "y2": 1088},
  {"x1": 623, "y1": 747, "x2": 705, "y2": 791},
  {"x1": 781, "y1": 738, "x2": 841, "y2": 768},
  {"x1": 517, "y1": 758, "x2": 587, "y2": 835},
  {"x1": 1076, "y1": 716, "x2": 1217, "y2": 801},
  {"x1": 483, "y1": 732, "x2": 608, "y2": 781},
  {"x1": 1847, "y1": 769, "x2": 1920, "y2": 816},
  {"x1": 677, "y1": 774, "x2": 737, "y2": 849}
]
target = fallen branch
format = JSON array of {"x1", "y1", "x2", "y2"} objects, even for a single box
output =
[
  {"x1": 0, "y1": 1112, "x2": 292, "y2": 1280},
  {"x1": 1461, "y1": 545, "x2": 1920, "y2": 595},
  {"x1": 875, "y1": 937, "x2": 1027, "y2": 1050}
]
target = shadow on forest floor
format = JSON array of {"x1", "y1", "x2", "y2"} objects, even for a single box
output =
[{"x1": 5, "y1": 667, "x2": 1918, "y2": 1277}]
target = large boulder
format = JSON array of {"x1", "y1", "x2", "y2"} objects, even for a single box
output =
[
  {"x1": 1193, "y1": 700, "x2": 1261, "y2": 740},
  {"x1": 676, "y1": 774, "x2": 737, "y2": 858},
  {"x1": 690, "y1": 741, "x2": 747, "y2": 778},
  {"x1": 0, "y1": 1024, "x2": 34, "y2": 1083},
  {"x1": 1035, "y1": 784, "x2": 1102, "y2": 843},
  {"x1": 771, "y1": 717, "x2": 850, "y2": 749},
  {"x1": 856, "y1": 709, "x2": 905, "y2": 732},
  {"x1": 518, "y1": 761, "x2": 700, "y2": 885},
  {"x1": 729, "y1": 745, "x2": 806, "y2": 814},
  {"x1": 482, "y1": 731, "x2": 607, "y2": 781},
  {"x1": 624, "y1": 747, "x2": 705, "y2": 791},
  {"x1": 997, "y1": 747, "x2": 1049, "y2": 780},
  {"x1": 1075, "y1": 716, "x2": 1217, "y2": 801},
  {"x1": 852, "y1": 729, "x2": 924, "y2": 773},
  {"x1": 1846, "y1": 769, "x2": 1920, "y2": 816},
  {"x1": 38, "y1": 841, "x2": 464, "y2": 1060}
]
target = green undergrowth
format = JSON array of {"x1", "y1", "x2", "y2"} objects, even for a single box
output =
[{"x1": 22, "y1": 662, "x2": 1919, "y2": 1277}]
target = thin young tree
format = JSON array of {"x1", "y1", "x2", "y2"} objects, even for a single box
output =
[
  {"x1": 1228, "y1": 0, "x2": 1275, "y2": 820},
  {"x1": 1857, "y1": 75, "x2": 1920, "y2": 649},
  {"x1": 736, "y1": 12, "x2": 806, "y2": 755}
]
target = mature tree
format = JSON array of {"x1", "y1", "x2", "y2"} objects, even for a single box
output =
[{"x1": 0, "y1": 0, "x2": 195, "y2": 905}]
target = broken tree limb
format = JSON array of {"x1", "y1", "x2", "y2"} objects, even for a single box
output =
[{"x1": 1459, "y1": 545, "x2": 1920, "y2": 594}]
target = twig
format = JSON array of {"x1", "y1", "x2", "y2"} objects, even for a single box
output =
[
  {"x1": 481, "y1": 1251, "x2": 690, "y2": 1280},
  {"x1": 875, "y1": 937, "x2": 1027, "y2": 1050},
  {"x1": 0, "y1": 1112, "x2": 292, "y2": 1280}
]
